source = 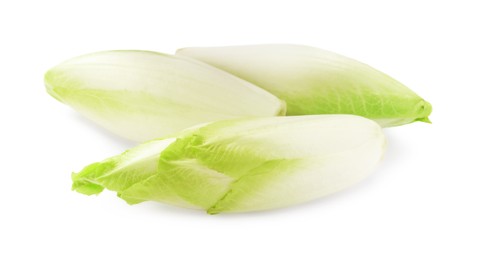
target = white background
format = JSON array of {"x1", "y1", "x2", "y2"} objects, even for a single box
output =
[{"x1": 1, "y1": 0, "x2": 476, "y2": 259}]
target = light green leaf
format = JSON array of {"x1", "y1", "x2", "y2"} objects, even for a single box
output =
[
  {"x1": 45, "y1": 50, "x2": 286, "y2": 142},
  {"x1": 176, "y1": 44, "x2": 432, "y2": 127},
  {"x1": 72, "y1": 115, "x2": 386, "y2": 214}
]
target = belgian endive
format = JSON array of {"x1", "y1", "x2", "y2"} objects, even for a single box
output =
[
  {"x1": 44, "y1": 50, "x2": 285, "y2": 142},
  {"x1": 72, "y1": 115, "x2": 386, "y2": 214},
  {"x1": 177, "y1": 44, "x2": 432, "y2": 127}
]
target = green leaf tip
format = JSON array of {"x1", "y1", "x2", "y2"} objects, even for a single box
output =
[
  {"x1": 71, "y1": 115, "x2": 387, "y2": 214},
  {"x1": 71, "y1": 180, "x2": 104, "y2": 196},
  {"x1": 44, "y1": 70, "x2": 64, "y2": 103},
  {"x1": 416, "y1": 100, "x2": 432, "y2": 124},
  {"x1": 71, "y1": 161, "x2": 116, "y2": 195},
  {"x1": 417, "y1": 117, "x2": 432, "y2": 124}
]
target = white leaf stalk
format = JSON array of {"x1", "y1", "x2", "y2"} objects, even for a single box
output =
[
  {"x1": 45, "y1": 50, "x2": 286, "y2": 142},
  {"x1": 72, "y1": 115, "x2": 386, "y2": 214},
  {"x1": 177, "y1": 44, "x2": 432, "y2": 127}
]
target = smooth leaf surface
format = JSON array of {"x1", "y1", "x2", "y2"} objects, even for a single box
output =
[
  {"x1": 45, "y1": 50, "x2": 286, "y2": 142},
  {"x1": 177, "y1": 44, "x2": 432, "y2": 127}
]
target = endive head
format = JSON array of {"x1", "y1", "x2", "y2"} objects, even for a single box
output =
[
  {"x1": 45, "y1": 50, "x2": 286, "y2": 142},
  {"x1": 176, "y1": 44, "x2": 432, "y2": 127},
  {"x1": 72, "y1": 115, "x2": 386, "y2": 214}
]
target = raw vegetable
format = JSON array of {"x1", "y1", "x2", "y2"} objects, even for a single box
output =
[
  {"x1": 72, "y1": 115, "x2": 386, "y2": 214},
  {"x1": 45, "y1": 50, "x2": 285, "y2": 142},
  {"x1": 177, "y1": 44, "x2": 432, "y2": 127}
]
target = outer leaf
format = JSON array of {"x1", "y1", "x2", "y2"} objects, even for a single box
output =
[
  {"x1": 45, "y1": 50, "x2": 285, "y2": 142},
  {"x1": 72, "y1": 115, "x2": 386, "y2": 214},
  {"x1": 176, "y1": 44, "x2": 432, "y2": 127}
]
